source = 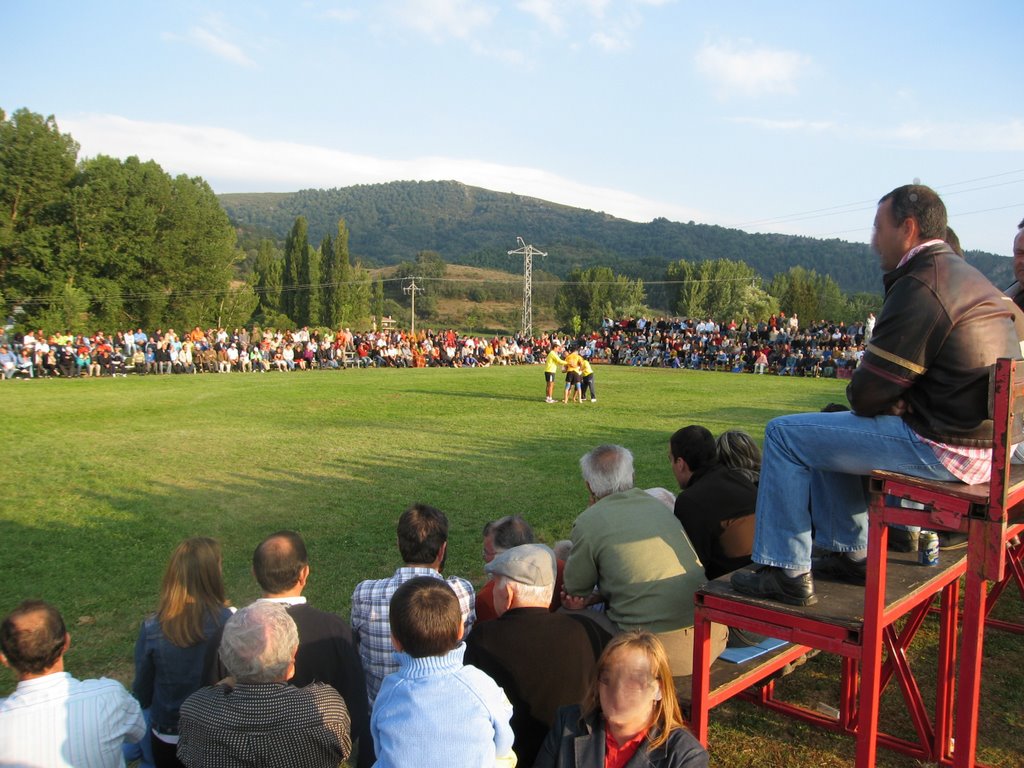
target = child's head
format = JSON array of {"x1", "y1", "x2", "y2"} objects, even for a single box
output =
[{"x1": 389, "y1": 576, "x2": 462, "y2": 657}]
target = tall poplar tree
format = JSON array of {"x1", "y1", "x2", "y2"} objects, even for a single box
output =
[
  {"x1": 321, "y1": 218, "x2": 353, "y2": 328},
  {"x1": 297, "y1": 243, "x2": 320, "y2": 326},
  {"x1": 319, "y1": 231, "x2": 334, "y2": 326},
  {"x1": 253, "y1": 239, "x2": 283, "y2": 318},
  {"x1": 281, "y1": 216, "x2": 308, "y2": 324}
]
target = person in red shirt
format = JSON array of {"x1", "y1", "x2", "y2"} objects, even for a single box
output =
[{"x1": 534, "y1": 631, "x2": 708, "y2": 768}]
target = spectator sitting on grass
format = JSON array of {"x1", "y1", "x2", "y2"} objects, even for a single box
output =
[
  {"x1": 350, "y1": 503, "x2": 476, "y2": 706},
  {"x1": 370, "y1": 576, "x2": 514, "y2": 768}
]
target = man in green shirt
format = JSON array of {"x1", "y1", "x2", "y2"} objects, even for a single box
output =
[{"x1": 561, "y1": 444, "x2": 728, "y2": 676}]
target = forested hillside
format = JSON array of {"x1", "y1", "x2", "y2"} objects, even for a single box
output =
[{"x1": 219, "y1": 181, "x2": 1014, "y2": 297}]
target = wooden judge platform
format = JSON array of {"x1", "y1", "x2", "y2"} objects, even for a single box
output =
[
  {"x1": 685, "y1": 357, "x2": 1024, "y2": 768},
  {"x1": 688, "y1": 548, "x2": 967, "y2": 766}
]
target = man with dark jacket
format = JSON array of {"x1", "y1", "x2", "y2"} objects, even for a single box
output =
[
  {"x1": 732, "y1": 184, "x2": 1024, "y2": 607},
  {"x1": 464, "y1": 544, "x2": 609, "y2": 766},
  {"x1": 1005, "y1": 216, "x2": 1024, "y2": 311},
  {"x1": 670, "y1": 425, "x2": 756, "y2": 581},
  {"x1": 205, "y1": 531, "x2": 372, "y2": 767}
]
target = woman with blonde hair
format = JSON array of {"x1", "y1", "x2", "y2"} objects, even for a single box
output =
[
  {"x1": 133, "y1": 537, "x2": 232, "y2": 767},
  {"x1": 534, "y1": 631, "x2": 708, "y2": 768}
]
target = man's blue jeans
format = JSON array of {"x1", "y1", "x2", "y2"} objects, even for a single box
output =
[{"x1": 752, "y1": 410, "x2": 959, "y2": 571}]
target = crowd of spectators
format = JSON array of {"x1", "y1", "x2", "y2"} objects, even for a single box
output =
[
  {"x1": 0, "y1": 310, "x2": 873, "y2": 381},
  {"x1": 589, "y1": 313, "x2": 872, "y2": 378},
  {"x1": 0, "y1": 325, "x2": 557, "y2": 379}
]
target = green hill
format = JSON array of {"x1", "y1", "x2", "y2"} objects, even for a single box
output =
[{"x1": 219, "y1": 180, "x2": 1014, "y2": 299}]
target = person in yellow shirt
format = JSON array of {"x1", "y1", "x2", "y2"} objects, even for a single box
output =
[
  {"x1": 544, "y1": 342, "x2": 567, "y2": 403},
  {"x1": 580, "y1": 356, "x2": 596, "y2": 402},
  {"x1": 562, "y1": 347, "x2": 583, "y2": 404}
]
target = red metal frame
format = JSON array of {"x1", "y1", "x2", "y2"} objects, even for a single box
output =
[
  {"x1": 689, "y1": 358, "x2": 1024, "y2": 768},
  {"x1": 691, "y1": 551, "x2": 966, "y2": 766}
]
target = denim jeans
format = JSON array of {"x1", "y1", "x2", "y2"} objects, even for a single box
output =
[{"x1": 752, "y1": 410, "x2": 958, "y2": 571}]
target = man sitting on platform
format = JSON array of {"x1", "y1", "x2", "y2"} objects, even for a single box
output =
[{"x1": 732, "y1": 184, "x2": 1024, "y2": 606}]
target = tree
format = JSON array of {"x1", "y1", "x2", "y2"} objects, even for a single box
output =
[
  {"x1": 321, "y1": 219, "x2": 356, "y2": 328},
  {"x1": 372, "y1": 275, "x2": 385, "y2": 327},
  {"x1": 555, "y1": 266, "x2": 644, "y2": 330},
  {"x1": 345, "y1": 262, "x2": 372, "y2": 329},
  {"x1": 296, "y1": 242, "x2": 320, "y2": 326},
  {"x1": 319, "y1": 231, "x2": 335, "y2": 327},
  {"x1": 667, "y1": 258, "x2": 772, "y2": 320},
  {"x1": 281, "y1": 216, "x2": 308, "y2": 324},
  {"x1": 768, "y1": 266, "x2": 848, "y2": 324},
  {"x1": 253, "y1": 239, "x2": 283, "y2": 319},
  {"x1": 0, "y1": 108, "x2": 79, "y2": 320}
]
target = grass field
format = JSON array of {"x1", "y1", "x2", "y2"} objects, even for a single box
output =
[{"x1": 1, "y1": 365, "x2": 1020, "y2": 767}]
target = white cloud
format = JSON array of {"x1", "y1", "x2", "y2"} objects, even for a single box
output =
[
  {"x1": 389, "y1": 0, "x2": 499, "y2": 42},
  {"x1": 590, "y1": 30, "x2": 629, "y2": 52},
  {"x1": 323, "y1": 7, "x2": 361, "y2": 23},
  {"x1": 731, "y1": 115, "x2": 1024, "y2": 152},
  {"x1": 163, "y1": 13, "x2": 257, "y2": 67},
  {"x1": 516, "y1": 0, "x2": 564, "y2": 33},
  {"x1": 188, "y1": 26, "x2": 257, "y2": 67},
  {"x1": 695, "y1": 40, "x2": 810, "y2": 97},
  {"x1": 61, "y1": 113, "x2": 705, "y2": 225},
  {"x1": 731, "y1": 117, "x2": 836, "y2": 133},
  {"x1": 873, "y1": 120, "x2": 1024, "y2": 152}
]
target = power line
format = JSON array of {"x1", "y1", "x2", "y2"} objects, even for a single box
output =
[{"x1": 738, "y1": 169, "x2": 1024, "y2": 229}]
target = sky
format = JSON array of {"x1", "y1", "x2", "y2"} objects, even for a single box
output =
[{"x1": 3, "y1": 0, "x2": 1023, "y2": 257}]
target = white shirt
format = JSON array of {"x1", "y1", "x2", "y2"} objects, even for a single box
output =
[{"x1": 0, "y1": 672, "x2": 145, "y2": 768}]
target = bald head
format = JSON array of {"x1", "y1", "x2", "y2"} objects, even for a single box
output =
[
  {"x1": 253, "y1": 531, "x2": 309, "y2": 596},
  {"x1": 0, "y1": 600, "x2": 68, "y2": 677}
]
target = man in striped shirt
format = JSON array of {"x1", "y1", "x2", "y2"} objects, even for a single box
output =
[{"x1": 0, "y1": 600, "x2": 146, "y2": 768}]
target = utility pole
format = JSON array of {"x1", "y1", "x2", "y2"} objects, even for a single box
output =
[
  {"x1": 507, "y1": 236, "x2": 547, "y2": 339},
  {"x1": 403, "y1": 277, "x2": 423, "y2": 338}
]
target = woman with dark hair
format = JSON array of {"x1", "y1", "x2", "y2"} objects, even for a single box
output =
[
  {"x1": 133, "y1": 537, "x2": 232, "y2": 767},
  {"x1": 715, "y1": 429, "x2": 761, "y2": 486},
  {"x1": 534, "y1": 631, "x2": 708, "y2": 768}
]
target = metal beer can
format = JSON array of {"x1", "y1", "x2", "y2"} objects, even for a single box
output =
[{"x1": 919, "y1": 531, "x2": 939, "y2": 566}]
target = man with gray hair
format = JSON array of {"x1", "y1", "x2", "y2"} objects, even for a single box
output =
[
  {"x1": 561, "y1": 444, "x2": 728, "y2": 676},
  {"x1": 475, "y1": 515, "x2": 566, "y2": 622},
  {"x1": 177, "y1": 601, "x2": 350, "y2": 768},
  {"x1": 464, "y1": 544, "x2": 608, "y2": 766}
]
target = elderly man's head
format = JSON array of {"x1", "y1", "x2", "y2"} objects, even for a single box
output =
[
  {"x1": 481, "y1": 515, "x2": 535, "y2": 564},
  {"x1": 218, "y1": 601, "x2": 299, "y2": 683},
  {"x1": 484, "y1": 544, "x2": 557, "y2": 616},
  {"x1": 580, "y1": 444, "x2": 635, "y2": 501}
]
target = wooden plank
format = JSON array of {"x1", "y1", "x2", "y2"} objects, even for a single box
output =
[{"x1": 699, "y1": 548, "x2": 967, "y2": 634}]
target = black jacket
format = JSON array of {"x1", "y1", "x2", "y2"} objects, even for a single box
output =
[
  {"x1": 848, "y1": 242, "x2": 1023, "y2": 446},
  {"x1": 532, "y1": 705, "x2": 708, "y2": 768},
  {"x1": 673, "y1": 464, "x2": 756, "y2": 581},
  {"x1": 464, "y1": 607, "x2": 610, "y2": 767}
]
